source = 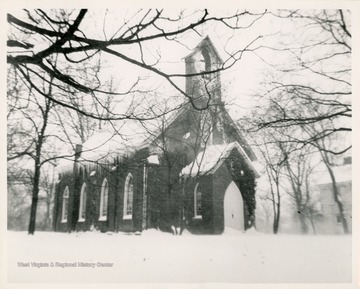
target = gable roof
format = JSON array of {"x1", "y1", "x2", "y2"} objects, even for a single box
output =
[
  {"x1": 55, "y1": 104, "x2": 190, "y2": 174},
  {"x1": 180, "y1": 141, "x2": 259, "y2": 178},
  {"x1": 139, "y1": 103, "x2": 189, "y2": 146},
  {"x1": 220, "y1": 106, "x2": 257, "y2": 161},
  {"x1": 56, "y1": 120, "x2": 150, "y2": 174},
  {"x1": 72, "y1": 102, "x2": 257, "y2": 168},
  {"x1": 80, "y1": 127, "x2": 147, "y2": 163}
]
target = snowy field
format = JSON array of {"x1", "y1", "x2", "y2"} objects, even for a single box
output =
[{"x1": 6, "y1": 229, "x2": 352, "y2": 284}]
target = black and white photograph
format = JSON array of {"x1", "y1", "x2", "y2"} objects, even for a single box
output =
[{"x1": 2, "y1": 4, "x2": 358, "y2": 288}]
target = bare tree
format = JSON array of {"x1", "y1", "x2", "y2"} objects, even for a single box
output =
[
  {"x1": 318, "y1": 146, "x2": 349, "y2": 234},
  {"x1": 7, "y1": 65, "x2": 77, "y2": 234},
  {"x1": 7, "y1": 163, "x2": 32, "y2": 230},
  {"x1": 256, "y1": 194, "x2": 274, "y2": 233},
  {"x1": 27, "y1": 91, "x2": 53, "y2": 235},
  {"x1": 263, "y1": 145, "x2": 283, "y2": 234},
  {"x1": 242, "y1": 10, "x2": 351, "y2": 233},
  {"x1": 7, "y1": 9, "x2": 266, "y2": 117},
  {"x1": 252, "y1": 9, "x2": 351, "y2": 155},
  {"x1": 302, "y1": 119, "x2": 350, "y2": 234},
  {"x1": 245, "y1": 127, "x2": 284, "y2": 234},
  {"x1": 37, "y1": 165, "x2": 57, "y2": 231},
  {"x1": 279, "y1": 142, "x2": 320, "y2": 234}
]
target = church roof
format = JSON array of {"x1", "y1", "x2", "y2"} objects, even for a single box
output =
[
  {"x1": 55, "y1": 105, "x2": 186, "y2": 170},
  {"x1": 56, "y1": 120, "x2": 153, "y2": 174},
  {"x1": 79, "y1": 120, "x2": 150, "y2": 164},
  {"x1": 220, "y1": 107, "x2": 257, "y2": 161},
  {"x1": 180, "y1": 141, "x2": 259, "y2": 178},
  {"x1": 55, "y1": 101, "x2": 258, "y2": 174}
]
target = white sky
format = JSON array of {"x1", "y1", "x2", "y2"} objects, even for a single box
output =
[{"x1": 6, "y1": 9, "x2": 352, "y2": 122}]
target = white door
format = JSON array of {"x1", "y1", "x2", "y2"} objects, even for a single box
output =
[{"x1": 224, "y1": 181, "x2": 244, "y2": 231}]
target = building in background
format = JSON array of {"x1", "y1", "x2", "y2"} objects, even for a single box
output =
[{"x1": 315, "y1": 157, "x2": 352, "y2": 234}]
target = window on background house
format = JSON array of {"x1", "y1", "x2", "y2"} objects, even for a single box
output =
[
  {"x1": 78, "y1": 183, "x2": 87, "y2": 222},
  {"x1": 99, "y1": 178, "x2": 108, "y2": 220},
  {"x1": 123, "y1": 173, "x2": 134, "y2": 219},
  {"x1": 194, "y1": 183, "x2": 202, "y2": 218},
  {"x1": 61, "y1": 186, "x2": 69, "y2": 223}
]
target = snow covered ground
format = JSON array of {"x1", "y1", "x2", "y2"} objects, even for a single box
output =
[{"x1": 6, "y1": 229, "x2": 352, "y2": 284}]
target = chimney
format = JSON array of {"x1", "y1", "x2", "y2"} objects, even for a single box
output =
[{"x1": 74, "y1": 144, "x2": 82, "y2": 161}]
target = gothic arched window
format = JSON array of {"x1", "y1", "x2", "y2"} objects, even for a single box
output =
[
  {"x1": 123, "y1": 173, "x2": 134, "y2": 219},
  {"x1": 99, "y1": 178, "x2": 108, "y2": 220},
  {"x1": 194, "y1": 183, "x2": 202, "y2": 218},
  {"x1": 61, "y1": 186, "x2": 69, "y2": 223},
  {"x1": 78, "y1": 183, "x2": 87, "y2": 222}
]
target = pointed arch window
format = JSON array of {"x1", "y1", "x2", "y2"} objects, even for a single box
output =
[
  {"x1": 194, "y1": 183, "x2": 202, "y2": 219},
  {"x1": 99, "y1": 178, "x2": 108, "y2": 220},
  {"x1": 123, "y1": 173, "x2": 134, "y2": 220},
  {"x1": 78, "y1": 183, "x2": 87, "y2": 222},
  {"x1": 61, "y1": 186, "x2": 69, "y2": 223}
]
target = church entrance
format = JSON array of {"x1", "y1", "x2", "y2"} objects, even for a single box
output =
[{"x1": 224, "y1": 181, "x2": 244, "y2": 231}]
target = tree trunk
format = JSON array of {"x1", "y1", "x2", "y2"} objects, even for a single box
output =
[
  {"x1": 296, "y1": 195, "x2": 308, "y2": 234},
  {"x1": 271, "y1": 176, "x2": 281, "y2": 234},
  {"x1": 280, "y1": 143, "x2": 309, "y2": 234},
  {"x1": 274, "y1": 183, "x2": 281, "y2": 234},
  {"x1": 27, "y1": 99, "x2": 51, "y2": 234},
  {"x1": 28, "y1": 160, "x2": 41, "y2": 234},
  {"x1": 297, "y1": 209, "x2": 308, "y2": 234},
  {"x1": 308, "y1": 207, "x2": 317, "y2": 235},
  {"x1": 45, "y1": 198, "x2": 51, "y2": 230},
  {"x1": 325, "y1": 160, "x2": 349, "y2": 234},
  {"x1": 273, "y1": 207, "x2": 280, "y2": 234},
  {"x1": 266, "y1": 165, "x2": 281, "y2": 234}
]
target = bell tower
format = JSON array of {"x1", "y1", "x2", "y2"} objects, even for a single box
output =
[{"x1": 184, "y1": 36, "x2": 223, "y2": 109}]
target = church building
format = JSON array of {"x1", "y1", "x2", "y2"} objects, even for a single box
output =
[{"x1": 53, "y1": 37, "x2": 259, "y2": 234}]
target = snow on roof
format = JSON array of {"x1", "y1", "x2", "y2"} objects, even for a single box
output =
[
  {"x1": 180, "y1": 141, "x2": 259, "y2": 178},
  {"x1": 55, "y1": 157, "x2": 74, "y2": 175},
  {"x1": 316, "y1": 164, "x2": 352, "y2": 185},
  {"x1": 80, "y1": 120, "x2": 150, "y2": 163},
  {"x1": 55, "y1": 106, "x2": 190, "y2": 174}
]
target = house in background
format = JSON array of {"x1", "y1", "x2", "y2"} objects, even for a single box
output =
[
  {"x1": 53, "y1": 37, "x2": 259, "y2": 235},
  {"x1": 276, "y1": 156, "x2": 352, "y2": 235},
  {"x1": 314, "y1": 157, "x2": 352, "y2": 234}
]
